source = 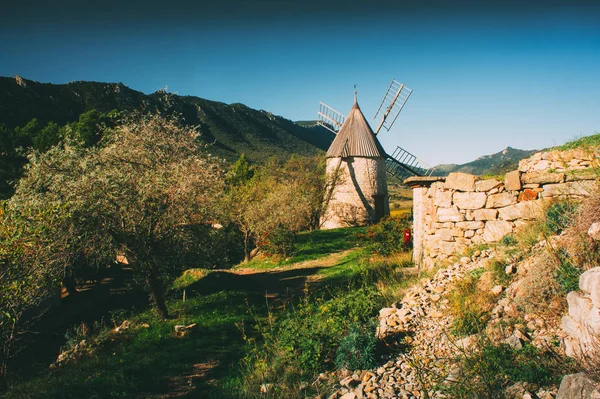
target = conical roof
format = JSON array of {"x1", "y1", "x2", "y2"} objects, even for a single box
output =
[{"x1": 326, "y1": 101, "x2": 386, "y2": 158}]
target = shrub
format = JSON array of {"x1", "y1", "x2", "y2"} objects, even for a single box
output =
[
  {"x1": 546, "y1": 200, "x2": 578, "y2": 234},
  {"x1": 448, "y1": 277, "x2": 493, "y2": 337},
  {"x1": 364, "y1": 216, "x2": 412, "y2": 256},
  {"x1": 443, "y1": 339, "x2": 568, "y2": 399},
  {"x1": 490, "y1": 259, "x2": 512, "y2": 286},
  {"x1": 335, "y1": 321, "x2": 377, "y2": 370},
  {"x1": 555, "y1": 250, "x2": 582, "y2": 294},
  {"x1": 242, "y1": 283, "x2": 384, "y2": 395},
  {"x1": 261, "y1": 226, "x2": 296, "y2": 258},
  {"x1": 514, "y1": 252, "x2": 564, "y2": 316},
  {"x1": 500, "y1": 234, "x2": 517, "y2": 246}
]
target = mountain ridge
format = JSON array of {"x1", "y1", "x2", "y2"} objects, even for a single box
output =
[{"x1": 0, "y1": 76, "x2": 336, "y2": 163}]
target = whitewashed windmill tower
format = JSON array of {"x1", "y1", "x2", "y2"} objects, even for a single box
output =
[{"x1": 319, "y1": 79, "x2": 433, "y2": 229}]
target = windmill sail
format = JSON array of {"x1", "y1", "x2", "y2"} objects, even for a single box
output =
[
  {"x1": 317, "y1": 102, "x2": 346, "y2": 134},
  {"x1": 374, "y1": 79, "x2": 412, "y2": 135},
  {"x1": 386, "y1": 146, "x2": 435, "y2": 180}
]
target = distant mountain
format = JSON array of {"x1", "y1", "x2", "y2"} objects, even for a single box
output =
[
  {"x1": 0, "y1": 76, "x2": 336, "y2": 163},
  {"x1": 433, "y1": 146, "x2": 536, "y2": 176}
]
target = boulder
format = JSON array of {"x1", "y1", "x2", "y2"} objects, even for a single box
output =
[
  {"x1": 486, "y1": 193, "x2": 516, "y2": 208},
  {"x1": 483, "y1": 220, "x2": 513, "y2": 242},
  {"x1": 556, "y1": 373, "x2": 600, "y2": 399},
  {"x1": 475, "y1": 178, "x2": 503, "y2": 192},
  {"x1": 445, "y1": 172, "x2": 477, "y2": 192},
  {"x1": 434, "y1": 190, "x2": 453, "y2": 207},
  {"x1": 473, "y1": 208, "x2": 498, "y2": 221},
  {"x1": 567, "y1": 291, "x2": 594, "y2": 324},
  {"x1": 517, "y1": 189, "x2": 538, "y2": 202},
  {"x1": 505, "y1": 170, "x2": 522, "y2": 191},
  {"x1": 455, "y1": 221, "x2": 485, "y2": 230},
  {"x1": 453, "y1": 192, "x2": 487, "y2": 210},
  {"x1": 437, "y1": 207, "x2": 464, "y2": 222},
  {"x1": 588, "y1": 223, "x2": 600, "y2": 241},
  {"x1": 498, "y1": 200, "x2": 544, "y2": 221},
  {"x1": 580, "y1": 268, "x2": 600, "y2": 309},
  {"x1": 542, "y1": 181, "x2": 597, "y2": 198},
  {"x1": 522, "y1": 171, "x2": 565, "y2": 184}
]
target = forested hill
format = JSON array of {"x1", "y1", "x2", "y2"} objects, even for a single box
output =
[
  {"x1": 0, "y1": 76, "x2": 335, "y2": 162},
  {"x1": 433, "y1": 146, "x2": 536, "y2": 176}
]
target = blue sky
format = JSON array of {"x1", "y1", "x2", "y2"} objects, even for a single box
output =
[{"x1": 1, "y1": 1, "x2": 599, "y2": 165}]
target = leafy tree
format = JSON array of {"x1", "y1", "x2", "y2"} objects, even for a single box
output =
[
  {"x1": 7, "y1": 112, "x2": 225, "y2": 319},
  {"x1": 226, "y1": 153, "x2": 254, "y2": 187},
  {"x1": 225, "y1": 155, "x2": 328, "y2": 261},
  {"x1": 69, "y1": 109, "x2": 109, "y2": 147},
  {"x1": 32, "y1": 121, "x2": 62, "y2": 151},
  {"x1": 0, "y1": 202, "x2": 66, "y2": 387}
]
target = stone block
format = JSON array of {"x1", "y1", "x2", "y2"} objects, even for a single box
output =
[
  {"x1": 567, "y1": 291, "x2": 594, "y2": 324},
  {"x1": 475, "y1": 178, "x2": 503, "y2": 192},
  {"x1": 580, "y1": 268, "x2": 600, "y2": 309},
  {"x1": 455, "y1": 221, "x2": 485, "y2": 229},
  {"x1": 517, "y1": 189, "x2": 538, "y2": 202},
  {"x1": 542, "y1": 180, "x2": 598, "y2": 198},
  {"x1": 434, "y1": 190, "x2": 453, "y2": 207},
  {"x1": 438, "y1": 240, "x2": 460, "y2": 256},
  {"x1": 486, "y1": 192, "x2": 516, "y2": 208},
  {"x1": 445, "y1": 172, "x2": 476, "y2": 192},
  {"x1": 505, "y1": 170, "x2": 522, "y2": 191},
  {"x1": 522, "y1": 171, "x2": 565, "y2": 184},
  {"x1": 436, "y1": 207, "x2": 464, "y2": 222},
  {"x1": 556, "y1": 373, "x2": 600, "y2": 399},
  {"x1": 435, "y1": 229, "x2": 456, "y2": 242},
  {"x1": 483, "y1": 220, "x2": 513, "y2": 242},
  {"x1": 498, "y1": 200, "x2": 544, "y2": 221},
  {"x1": 588, "y1": 223, "x2": 600, "y2": 241},
  {"x1": 453, "y1": 192, "x2": 487, "y2": 210},
  {"x1": 473, "y1": 208, "x2": 498, "y2": 221},
  {"x1": 533, "y1": 160, "x2": 552, "y2": 171},
  {"x1": 464, "y1": 230, "x2": 475, "y2": 238}
]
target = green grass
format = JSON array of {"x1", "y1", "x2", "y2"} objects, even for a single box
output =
[
  {"x1": 558, "y1": 132, "x2": 600, "y2": 150},
  {"x1": 5, "y1": 226, "x2": 415, "y2": 399},
  {"x1": 238, "y1": 226, "x2": 366, "y2": 270}
]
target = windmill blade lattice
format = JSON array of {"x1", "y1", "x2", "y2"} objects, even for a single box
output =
[
  {"x1": 374, "y1": 79, "x2": 413, "y2": 135},
  {"x1": 386, "y1": 146, "x2": 435, "y2": 180},
  {"x1": 317, "y1": 102, "x2": 346, "y2": 134}
]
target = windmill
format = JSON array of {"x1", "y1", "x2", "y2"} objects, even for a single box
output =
[{"x1": 318, "y1": 79, "x2": 433, "y2": 229}]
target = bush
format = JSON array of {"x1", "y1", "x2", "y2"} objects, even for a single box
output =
[
  {"x1": 546, "y1": 200, "x2": 578, "y2": 234},
  {"x1": 443, "y1": 339, "x2": 568, "y2": 399},
  {"x1": 448, "y1": 277, "x2": 493, "y2": 337},
  {"x1": 260, "y1": 225, "x2": 296, "y2": 258},
  {"x1": 363, "y1": 216, "x2": 412, "y2": 256},
  {"x1": 555, "y1": 250, "x2": 582, "y2": 294},
  {"x1": 335, "y1": 321, "x2": 377, "y2": 370},
  {"x1": 242, "y1": 283, "x2": 384, "y2": 395},
  {"x1": 490, "y1": 259, "x2": 512, "y2": 286}
]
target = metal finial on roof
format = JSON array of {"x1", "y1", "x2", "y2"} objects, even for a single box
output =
[{"x1": 354, "y1": 84, "x2": 357, "y2": 103}]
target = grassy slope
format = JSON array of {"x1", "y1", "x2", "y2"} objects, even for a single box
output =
[{"x1": 4, "y1": 227, "x2": 376, "y2": 399}]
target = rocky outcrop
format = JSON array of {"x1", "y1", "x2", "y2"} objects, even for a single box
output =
[
  {"x1": 556, "y1": 373, "x2": 600, "y2": 399},
  {"x1": 562, "y1": 267, "x2": 600, "y2": 358}
]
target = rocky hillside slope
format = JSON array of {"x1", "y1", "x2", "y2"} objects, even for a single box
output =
[{"x1": 0, "y1": 76, "x2": 335, "y2": 163}]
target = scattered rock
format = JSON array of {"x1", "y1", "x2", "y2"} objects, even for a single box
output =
[{"x1": 557, "y1": 373, "x2": 600, "y2": 399}]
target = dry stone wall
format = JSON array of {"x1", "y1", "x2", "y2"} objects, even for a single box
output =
[{"x1": 408, "y1": 148, "x2": 599, "y2": 268}]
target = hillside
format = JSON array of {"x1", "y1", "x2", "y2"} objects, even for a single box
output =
[
  {"x1": 0, "y1": 76, "x2": 335, "y2": 163},
  {"x1": 433, "y1": 146, "x2": 536, "y2": 176}
]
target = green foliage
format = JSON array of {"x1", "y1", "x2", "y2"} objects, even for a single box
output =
[
  {"x1": 490, "y1": 259, "x2": 512, "y2": 286},
  {"x1": 500, "y1": 234, "x2": 517, "y2": 246},
  {"x1": 243, "y1": 282, "x2": 384, "y2": 393},
  {"x1": 260, "y1": 225, "x2": 297, "y2": 258},
  {"x1": 443, "y1": 339, "x2": 567, "y2": 399},
  {"x1": 555, "y1": 250, "x2": 582, "y2": 294},
  {"x1": 335, "y1": 321, "x2": 378, "y2": 370},
  {"x1": 362, "y1": 216, "x2": 412, "y2": 256},
  {"x1": 546, "y1": 200, "x2": 578, "y2": 234},
  {"x1": 558, "y1": 132, "x2": 600, "y2": 151},
  {"x1": 448, "y1": 277, "x2": 493, "y2": 337},
  {"x1": 226, "y1": 153, "x2": 254, "y2": 187}
]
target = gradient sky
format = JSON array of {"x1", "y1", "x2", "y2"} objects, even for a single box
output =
[{"x1": 1, "y1": 0, "x2": 599, "y2": 165}]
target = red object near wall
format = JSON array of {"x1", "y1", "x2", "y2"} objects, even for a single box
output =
[{"x1": 404, "y1": 228, "x2": 412, "y2": 244}]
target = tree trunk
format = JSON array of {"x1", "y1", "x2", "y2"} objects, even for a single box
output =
[
  {"x1": 145, "y1": 274, "x2": 169, "y2": 319},
  {"x1": 243, "y1": 231, "x2": 251, "y2": 263}
]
